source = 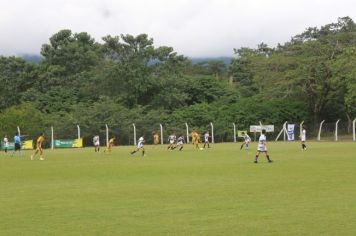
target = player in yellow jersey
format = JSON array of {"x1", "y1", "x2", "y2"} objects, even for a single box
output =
[
  {"x1": 31, "y1": 133, "x2": 45, "y2": 160},
  {"x1": 153, "y1": 133, "x2": 160, "y2": 145},
  {"x1": 191, "y1": 130, "x2": 200, "y2": 149},
  {"x1": 105, "y1": 137, "x2": 115, "y2": 153}
]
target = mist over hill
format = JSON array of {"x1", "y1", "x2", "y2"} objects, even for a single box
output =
[{"x1": 19, "y1": 53, "x2": 232, "y2": 65}]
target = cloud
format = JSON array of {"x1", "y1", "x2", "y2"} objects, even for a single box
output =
[{"x1": 0, "y1": 0, "x2": 355, "y2": 57}]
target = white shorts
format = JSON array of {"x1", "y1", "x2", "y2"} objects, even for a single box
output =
[
  {"x1": 177, "y1": 141, "x2": 183, "y2": 145},
  {"x1": 137, "y1": 143, "x2": 144, "y2": 148},
  {"x1": 257, "y1": 145, "x2": 267, "y2": 152},
  {"x1": 301, "y1": 137, "x2": 306, "y2": 142},
  {"x1": 94, "y1": 141, "x2": 100, "y2": 146},
  {"x1": 169, "y1": 140, "x2": 175, "y2": 144}
]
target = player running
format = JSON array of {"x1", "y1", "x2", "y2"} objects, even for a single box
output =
[
  {"x1": 104, "y1": 137, "x2": 115, "y2": 153},
  {"x1": 254, "y1": 129, "x2": 273, "y2": 163},
  {"x1": 240, "y1": 132, "x2": 251, "y2": 150},
  {"x1": 176, "y1": 136, "x2": 184, "y2": 151},
  {"x1": 31, "y1": 133, "x2": 45, "y2": 160},
  {"x1": 167, "y1": 134, "x2": 177, "y2": 150},
  {"x1": 93, "y1": 135, "x2": 100, "y2": 152},
  {"x1": 130, "y1": 136, "x2": 145, "y2": 156}
]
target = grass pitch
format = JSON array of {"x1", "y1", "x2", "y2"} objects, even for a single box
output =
[{"x1": 1, "y1": 142, "x2": 356, "y2": 235}]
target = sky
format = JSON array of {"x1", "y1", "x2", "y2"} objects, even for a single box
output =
[{"x1": 0, "y1": 0, "x2": 355, "y2": 57}]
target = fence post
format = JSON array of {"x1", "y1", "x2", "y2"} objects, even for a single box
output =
[
  {"x1": 317, "y1": 120, "x2": 325, "y2": 141},
  {"x1": 233, "y1": 123, "x2": 236, "y2": 143},
  {"x1": 159, "y1": 124, "x2": 163, "y2": 145},
  {"x1": 353, "y1": 118, "x2": 356, "y2": 141},
  {"x1": 51, "y1": 126, "x2": 54, "y2": 150},
  {"x1": 299, "y1": 121, "x2": 304, "y2": 139},
  {"x1": 185, "y1": 123, "x2": 189, "y2": 144},
  {"x1": 275, "y1": 121, "x2": 287, "y2": 141},
  {"x1": 132, "y1": 123, "x2": 136, "y2": 146},
  {"x1": 77, "y1": 125, "x2": 81, "y2": 139},
  {"x1": 105, "y1": 124, "x2": 109, "y2": 147},
  {"x1": 210, "y1": 122, "x2": 214, "y2": 144},
  {"x1": 335, "y1": 119, "x2": 340, "y2": 141}
]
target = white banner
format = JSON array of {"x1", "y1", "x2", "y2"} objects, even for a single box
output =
[
  {"x1": 249, "y1": 125, "x2": 274, "y2": 133},
  {"x1": 287, "y1": 124, "x2": 295, "y2": 141}
]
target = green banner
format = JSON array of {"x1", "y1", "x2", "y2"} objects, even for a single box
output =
[{"x1": 54, "y1": 139, "x2": 83, "y2": 148}]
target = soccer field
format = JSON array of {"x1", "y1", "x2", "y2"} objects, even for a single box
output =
[{"x1": 1, "y1": 142, "x2": 355, "y2": 235}]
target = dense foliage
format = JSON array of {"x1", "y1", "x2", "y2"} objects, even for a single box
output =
[{"x1": 0, "y1": 17, "x2": 355, "y2": 145}]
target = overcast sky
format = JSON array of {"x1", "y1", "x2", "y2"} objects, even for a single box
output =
[{"x1": 0, "y1": 0, "x2": 355, "y2": 57}]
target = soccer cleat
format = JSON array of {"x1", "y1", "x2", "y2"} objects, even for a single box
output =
[
  {"x1": 268, "y1": 160, "x2": 273, "y2": 163},
  {"x1": 40, "y1": 157, "x2": 44, "y2": 161},
  {"x1": 254, "y1": 160, "x2": 258, "y2": 163}
]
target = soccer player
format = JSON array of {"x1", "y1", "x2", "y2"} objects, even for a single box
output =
[
  {"x1": 254, "y1": 129, "x2": 273, "y2": 163},
  {"x1": 240, "y1": 132, "x2": 251, "y2": 150},
  {"x1": 300, "y1": 127, "x2": 307, "y2": 151},
  {"x1": 131, "y1": 136, "x2": 145, "y2": 156},
  {"x1": 105, "y1": 137, "x2": 115, "y2": 153},
  {"x1": 93, "y1": 135, "x2": 100, "y2": 152},
  {"x1": 31, "y1": 133, "x2": 45, "y2": 160},
  {"x1": 203, "y1": 131, "x2": 210, "y2": 148},
  {"x1": 3, "y1": 135, "x2": 9, "y2": 154},
  {"x1": 176, "y1": 135, "x2": 184, "y2": 151},
  {"x1": 153, "y1": 133, "x2": 160, "y2": 145},
  {"x1": 191, "y1": 130, "x2": 200, "y2": 149},
  {"x1": 11, "y1": 132, "x2": 22, "y2": 157},
  {"x1": 167, "y1": 133, "x2": 176, "y2": 150}
]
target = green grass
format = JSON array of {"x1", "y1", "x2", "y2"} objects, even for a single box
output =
[{"x1": 1, "y1": 142, "x2": 356, "y2": 235}]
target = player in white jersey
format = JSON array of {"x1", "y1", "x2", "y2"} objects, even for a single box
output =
[
  {"x1": 203, "y1": 131, "x2": 210, "y2": 148},
  {"x1": 167, "y1": 134, "x2": 177, "y2": 150},
  {"x1": 254, "y1": 129, "x2": 272, "y2": 163},
  {"x1": 176, "y1": 136, "x2": 184, "y2": 151},
  {"x1": 130, "y1": 136, "x2": 145, "y2": 156},
  {"x1": 300, "y1": 127, "x2": 307, "y2": 151},
  {"x1": 240, "y1": 132, "x2": 251, "y2": 150},
  {"x1": 3, "y1": 135, "x2": 9, "y2": 154},
  {"x1": 93, "y1": 135, "x2": 100, "y2": 152}
]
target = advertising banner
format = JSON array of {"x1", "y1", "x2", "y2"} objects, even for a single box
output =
[
  {"x1": 54, "y1": 138, "x2": 83, "y2": 148},
  {"x1": 249, "y1": 125, "x2": 274, "y2": 133},
  {"x1": 1, "y1": 140, "x2": 33, "y2": 150},
  {"x1": 237, "y1": 130, "x2": 248, "y2": 137},
  {"x1": 287, "y1": 124, "x2": 295, "y2": 141}
]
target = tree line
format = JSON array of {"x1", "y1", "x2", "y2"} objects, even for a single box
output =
[{"x1": 0, "y1": 17, "x2": 355, "y2": 145}]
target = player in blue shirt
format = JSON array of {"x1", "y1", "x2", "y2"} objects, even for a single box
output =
[{"x1": 12, "y1": 132, "x2": 22, "y2": 156}]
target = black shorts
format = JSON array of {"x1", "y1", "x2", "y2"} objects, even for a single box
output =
[{"x1": 15, "y1": 143, "x2": 21, "y2": 151}]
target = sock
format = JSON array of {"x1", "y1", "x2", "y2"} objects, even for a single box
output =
[
  {"x1": 240, "y1": 144, "x2": 243, "y2": 150},
  {"x1": 179, "y1": 146, "x2": 183, "y2": 151},
  {"x1": 131, "y1": 150, "x2": 136, "y2": 154},
  {"x1": 255, "y1": 155, "x2": 258, "y2": 162},
  {"x1": 267, "y1": 155, "x2": 271, "y2": 161},
  {"x1": 142, "y1": 150, "x2": 145, "y2": 156}
]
